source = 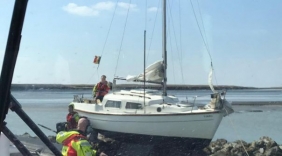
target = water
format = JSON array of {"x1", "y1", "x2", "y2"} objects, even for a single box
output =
[{"x1": 5, "y1": 89, "x2": 282, "y2": 144}]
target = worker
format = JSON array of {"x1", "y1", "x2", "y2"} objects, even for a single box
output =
[
  {"x1": 56, "y1": 117, "x2": 107, "y2": 156},
  {"x1": 66, "y1": 103, "x2": 80, "y2": 130},
  {"x1": 92, "y1": 75, "x2": 110, "y2": 102}
]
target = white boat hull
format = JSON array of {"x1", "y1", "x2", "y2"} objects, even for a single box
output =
[
  {"x1": 75, "y1": 105, "x2": 223, "y2": 140},
  {"x1": 72, "y1": 90, "x2": 233, "y2": 150}
]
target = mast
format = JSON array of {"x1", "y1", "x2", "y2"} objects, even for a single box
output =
[{"x1": 162, "y1": 0, "x2": 167, "y2": 96}]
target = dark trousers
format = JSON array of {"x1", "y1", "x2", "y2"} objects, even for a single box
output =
[{"x1": 96, "y1": 96, "x2": 104, "y2": 102}]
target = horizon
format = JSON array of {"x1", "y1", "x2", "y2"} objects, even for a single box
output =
[
  {"x1": 11, "y1": 83, "x2": 280, "y2": 88},
  {"x1": 1, "y1": 0, "x2": 282, "y2": 88}
]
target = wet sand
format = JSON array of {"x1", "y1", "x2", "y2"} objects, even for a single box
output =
[{"x1": 231, "y1": 101, "x2": 282, "y2": 105}]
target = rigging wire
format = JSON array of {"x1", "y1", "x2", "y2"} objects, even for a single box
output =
[
  {"x1": 225, "y1": 112, "x2": 250, "y2": 156},
  {"x1": 168, "y1": 20, "x2": 176, "y2": 83},
  {"x1": 178, "y1": 0, "x2": 185, "y2": 84},
  {"x1": 100, "y1": 0, "x2": 119, "y2": 60},
  {"x1": 145, "y1": 0, "x2": 147, "y2": 30},
  {"x1": 87, "y1": 0, "x2": 119, "y2": 84},
  {"x1": 189, "y1": 0, "x2": 212, "y2": 61},
  {"x1": 114, "y1": 0, "x2": 132, "y2": 77},
  {"x1": 86, "y1": 69, "x2": 98, "y2": 84},
  {"x1": 189, "y1": 0, "x2": 219, "y2": 85},
  {"x1": 196, "y1": 0, "x2": 218, "y2": 86},
  {"x1": 167, "y1": 0, "x2": 185, "y2": 83},
  {"x1": 196, "y1": 0, "x2": 210, "y2": 53},
  {"x1": 144, "y1": 0, "x2": 148, "y2": 111},
  {"x1": 146, "y1": 0, "x2": 161, "y2": 62}
]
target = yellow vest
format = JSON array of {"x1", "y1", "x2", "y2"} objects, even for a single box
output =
[{"x1": 56, "y1": 131, "x2": 97, "y2": 156}]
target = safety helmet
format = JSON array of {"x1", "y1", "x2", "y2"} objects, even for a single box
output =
[{"x1": 69, "y1": 102, "x2": 74, "y2": 108}]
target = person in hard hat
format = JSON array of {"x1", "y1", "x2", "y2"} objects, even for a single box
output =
[
  {"x1": 66, "y1": 103, "x2": 80, "y2": 130},
  {"x1": 92, "y1": 75, "x2": 110, "y2": 103},
  {"x1": 56, "y1": 117, "x2": 107, "y2": 156}
]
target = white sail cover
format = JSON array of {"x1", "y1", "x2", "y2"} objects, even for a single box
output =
[
  {"x1": 208, "y1": 67, "x2": 215, "y2": 93},
  {"x1": 126, "y1": 60, "x2": 164, "y2": 82}
]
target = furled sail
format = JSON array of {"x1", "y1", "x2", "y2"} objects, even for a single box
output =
[
  {"x1": 126, "y1": 60, "x2": 164, "y2": 82},
  {"x1": 208, "y1": 67, "x2": 216, "y2": 93}
]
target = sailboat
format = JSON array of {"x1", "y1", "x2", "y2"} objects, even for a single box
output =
[{"x1": 72, "y1": 0, "x2": 234, "y2": 149}]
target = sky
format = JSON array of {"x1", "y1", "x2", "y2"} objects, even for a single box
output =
[{"x1": 0, "y1": 0, "x2": 282, "y2": 88}]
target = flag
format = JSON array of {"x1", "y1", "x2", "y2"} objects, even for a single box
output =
[{"x1": 93, "y1": 56, "x2": 101, "y2": 64}]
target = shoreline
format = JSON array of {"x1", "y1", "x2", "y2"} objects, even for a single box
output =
[{"x1": 231, "y1": 101, "x2": 282, "y2": 106}]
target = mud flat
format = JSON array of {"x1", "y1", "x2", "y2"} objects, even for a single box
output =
[{"x1": 231, "y1": 101, "x2": 282, "y2": 106}]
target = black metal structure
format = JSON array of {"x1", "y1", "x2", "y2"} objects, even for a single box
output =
[
  {"x1": 2, "y1": 122, "x2": 33, "y2": 156},
  {"x1": 0, "y1": 0, "x2": 62, "y2": 155},
  {"x1": 0, "y1": 0, "x2": 28, "y2": 132},
  {"x1": 10, "y1": 95, "x2": 62, "y2": 155}
]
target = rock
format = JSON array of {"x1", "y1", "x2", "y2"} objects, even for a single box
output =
[
  {"x1": 259, "y1": 147, "x2": 264, "y2": 154},
  {"x1": 212, "y1": 144, "x2": 232, "y2": 156},
  {"x1": 203, "y1": 147, "x2": 211, "y2": 155},
  {"x1": 47, "y1": 135, "x2": 56, "y2": 143},
  {"x1": 215, "y1": 139, "x2": 228, "y2": 146},
  {"x1": 210, "y1": 146, "x2": 221, "y2": 153},
  {"x1": 22, "y1": 132, "x2": 31, "y2": 137},
  {"x1": 207, "y1": 137, "x2": 281, "y2": 156},
  {"x1": 256, "y1": 140, "x2": 265, "y2": 149},
  {"x1": 260, "y1": 136, "x2": 278, "y2": 148},
  {"x1": 247, "y1": 141, "x2": 258, "y2": 153},
  {"x1": 13, "y1": 133, "x2": 282, "y2": 156},
  {"x1": 233, "y1": 140, "x2": 248, "y2": 147},
  {"x1": 254, "y1": 153, "x2": 264, "y2": 156},
  {"x1": 207, "y1": 139, "x2": 228, "y2": 154},
  {"x1": 264, "y1": 146, "x2": 282, "y2": 156},
  {"x1": 210, "y1": 151, "x2": 228, "y2": 156}
]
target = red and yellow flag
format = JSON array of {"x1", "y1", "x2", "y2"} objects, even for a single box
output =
[{"x1": 93, "y1": 56, "x2": 101, "y2": 64}]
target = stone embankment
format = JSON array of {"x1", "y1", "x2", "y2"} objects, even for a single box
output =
[
  {"x1": 204, "y1": 137, "x2": 282, "y2": 156},
  {"x1": 14, "y1": 133, "x2": 282, "y2": 156}
]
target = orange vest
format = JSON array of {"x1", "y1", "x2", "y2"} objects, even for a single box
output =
[
  {"x1": 66, "y1": 112, "x2": 79, "y2": 130},
  {"x1": 56, "y1": 131, "x2": 96, "y2": 156},
  {"x1": 94, "y1": 81, "x2": 110, "y2": 97}
]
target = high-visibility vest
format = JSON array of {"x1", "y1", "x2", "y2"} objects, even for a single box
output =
[
  {"x1": 56, "y1": 131, "x2": 97, "y2": 156},
  {"x1": 66, "y1": 112, "x2": 79, "y2": 130},
  {"x1": 92, "y1": 81, "x2": 110, "y2": 97}
]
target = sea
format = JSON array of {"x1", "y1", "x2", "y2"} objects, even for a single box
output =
[{"x1": 4, "y1": 89, "x2": 282, "y2": 144}]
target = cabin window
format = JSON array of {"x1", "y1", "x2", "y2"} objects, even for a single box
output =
[
  {"x1": 105, "y1": 100, "x2": 121, "y2": 108},
  {"x1": 125, "y1": 102, "x2": 143, "y2": 109}
]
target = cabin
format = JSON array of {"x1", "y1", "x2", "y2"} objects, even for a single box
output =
[{"x1": 74, "y1": 89, "x2": 197, "y2": 114}]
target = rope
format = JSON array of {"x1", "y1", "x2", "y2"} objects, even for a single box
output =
[
  {"x1": 189, "y1": 0, "x2": 212, "y2": 61},
  {"x1": 168, "y1": 21, "x2": 176, "y2": 83},
  {"x1": 196, "y1": 0, "x2": 210, "y2": 53},
  {"x1": 167, "y1": 1, "x2": 185, "y2": 84},
  {"x1": 114, "y1": 0, "x2": 132, "y2": 77},
  {"x1": 86, "y1": 69, "x2": 97, "y2": 84},
  {"x1": 145, "y1": 0, "x2": 147, "y2": 30},
  {"x1": 178, "y1": 0, "x2": 185, "y2": 84},
  {"x1": 196, "y1": 0, "x2": 219, "y2": 85},
  {"x1": 189, "y1": 0, "x2": 220, "y2": 86},
  {"x1": 224, "y1": 110, "x2": 250, "y2": 156},
  {"x1": 147, "y1": 0, "x2": 161, "y2": 62},
  {"x1": 87, "y1": 0, "x2": 119, "y2": 84},
  {"x1": 98, "y1": 0, "x2": 119, "y2": 70}
]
